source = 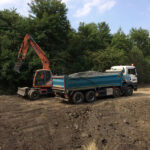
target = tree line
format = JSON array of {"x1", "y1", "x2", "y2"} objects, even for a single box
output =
[{"x1": 0, "y1": 0, "x2": 150, "y2": 94}]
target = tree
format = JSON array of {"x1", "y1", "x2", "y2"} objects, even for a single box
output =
[
  {"x1": 28, "y1": 0, "x2": 70, "y2": 53},
  {"x1": 111, "y1": 28, "x2": 131, "y2": 52},
  {"x1": 28, "y1": 0, "x2": 71, "y2": 74},
  {"x1": 78, "y1": 22, "x2": 112, "y2": 51},
  {"x1": 129, "y1": 46, "x2": 144, "y2": 82},
  {"x1": 129, "y1": 28, "x2": 150, "y2": 56},
  {"x1": 97, "y1": 22, "x2": 112, "y2": 50},
  {"x1": 89, "y1": 47, "x2": 126, "y2": 72},
  {"x1": 0, "y1": 9, "x2": 30, "y2": 93}
]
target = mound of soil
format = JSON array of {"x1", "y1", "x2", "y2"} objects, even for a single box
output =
[{"x1": 0, "y1": 86, "x2": 150, "y2": 150}]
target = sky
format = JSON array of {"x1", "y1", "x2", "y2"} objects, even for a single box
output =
[{"x1": 0, "y1": 0, "x2": 150, "y2": 33}]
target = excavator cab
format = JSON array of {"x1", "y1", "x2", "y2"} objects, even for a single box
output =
[{"x1": 33, "y1": 69, "x2": 52, "y2": 87}]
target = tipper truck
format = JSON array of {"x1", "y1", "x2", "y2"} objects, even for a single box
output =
[{"x1": 52, "y1": 65, "x2": 138, "y2": 104}]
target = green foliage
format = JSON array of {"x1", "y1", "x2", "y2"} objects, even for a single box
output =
[
  {"x1": 129, "y1": 28, "x2": 150, "y2": 56},
  {"x1": 29, "y1": 0, "x2": 70, "y2": 51},
  {"x1": 28, "y1": 0, "x2": 71, "y2": 74},
  {"x1": 78, "y1": 22, "x2": 112, "y2": 51},
  {"x1": 0, "y1": 1, "x2": 150, "y2": 94},
  {"x1": 143, "y1": 56, "x2": 150, "y2": 83},
  {"x1": 111, "y1": 28, "x2": 131, "y2": 52},
  {"x1": 0, "y1": 9, "x2": 29, "y2": 94},
  {"x1": 129, "y1": 46, "x2": 144, "y2": 82},
  {"x1": 90, "y1": 48, "x2": 126, "y2": 71}
]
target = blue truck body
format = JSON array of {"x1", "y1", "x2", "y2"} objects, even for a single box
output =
[{"x1": 52, "y1": 72, "x2": 123, "y2": 92}]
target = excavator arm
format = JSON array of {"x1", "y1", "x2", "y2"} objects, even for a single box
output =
[{"x1": 14, "y1": 34, "x2": 50, "y2": 73}]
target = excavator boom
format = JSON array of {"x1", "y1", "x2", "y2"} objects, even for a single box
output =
[{"x1": 14, "y1": 34, "x2": 50, "y2": 73}]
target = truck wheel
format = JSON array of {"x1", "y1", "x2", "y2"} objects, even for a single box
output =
[
  {"x1": 28, "y1": 90, "x2": 40, "y2": 100},
  {"x1": 85, "y1": 91, "x2": 96, "y2": 102},
  {"x1": 125, "y1": 87, "x2": 133, "y2": 96},
  {"x1": 113, "y1": 88, "x2": 121, "y2": 98},
  {"x1": 72, "y1": 92, "x2": 84, "y2": 104}
]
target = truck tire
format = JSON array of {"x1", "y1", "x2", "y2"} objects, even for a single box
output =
[
  {"x1": 125, "y1": 87, "x2": 133, "y2": 96},
  {"x1": 85, "y1": 91, "x2": 96, "y2": 102},
  {"x1": 113, "y1": 88, "x2": 121, "y2": 98},
  {"x1": 72, "y1": 92, "x2": 84, "y2": 104},
  {"x1": 28, "y1": 90, "x2": 40, "y2": 100}
]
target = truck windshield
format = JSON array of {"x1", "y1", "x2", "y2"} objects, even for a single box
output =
[{"x1": 128, "y1": 68, "x2": 136, "y2": 75}]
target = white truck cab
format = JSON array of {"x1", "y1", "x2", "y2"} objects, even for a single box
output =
[
  {"x1": 111, "y1": 65, "x2": 138, "y2": 83},
  {"x1": 106, "y1": 65, "x2": 138, "y2": 91}
]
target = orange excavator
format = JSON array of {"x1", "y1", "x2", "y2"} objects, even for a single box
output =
[{"x1": 14, "y1": 34, "x2": 52, "y2": 100}]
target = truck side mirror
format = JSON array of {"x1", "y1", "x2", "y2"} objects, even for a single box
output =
[{"x1": 122, "y1": 68, "x2": 125, "y2": 73}]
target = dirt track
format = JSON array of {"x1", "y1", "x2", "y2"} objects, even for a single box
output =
[{"x1": 0, "y1": 86, "x2": 150, "y2": 150}]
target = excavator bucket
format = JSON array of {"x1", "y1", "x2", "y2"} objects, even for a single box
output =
[{"x1": 14, "y1": 60, "x2": 23, "y2": 73}]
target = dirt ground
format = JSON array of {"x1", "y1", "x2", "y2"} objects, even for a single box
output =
[{"x1": 0, "y1": 86, "x2": 150, "y2": 150}]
